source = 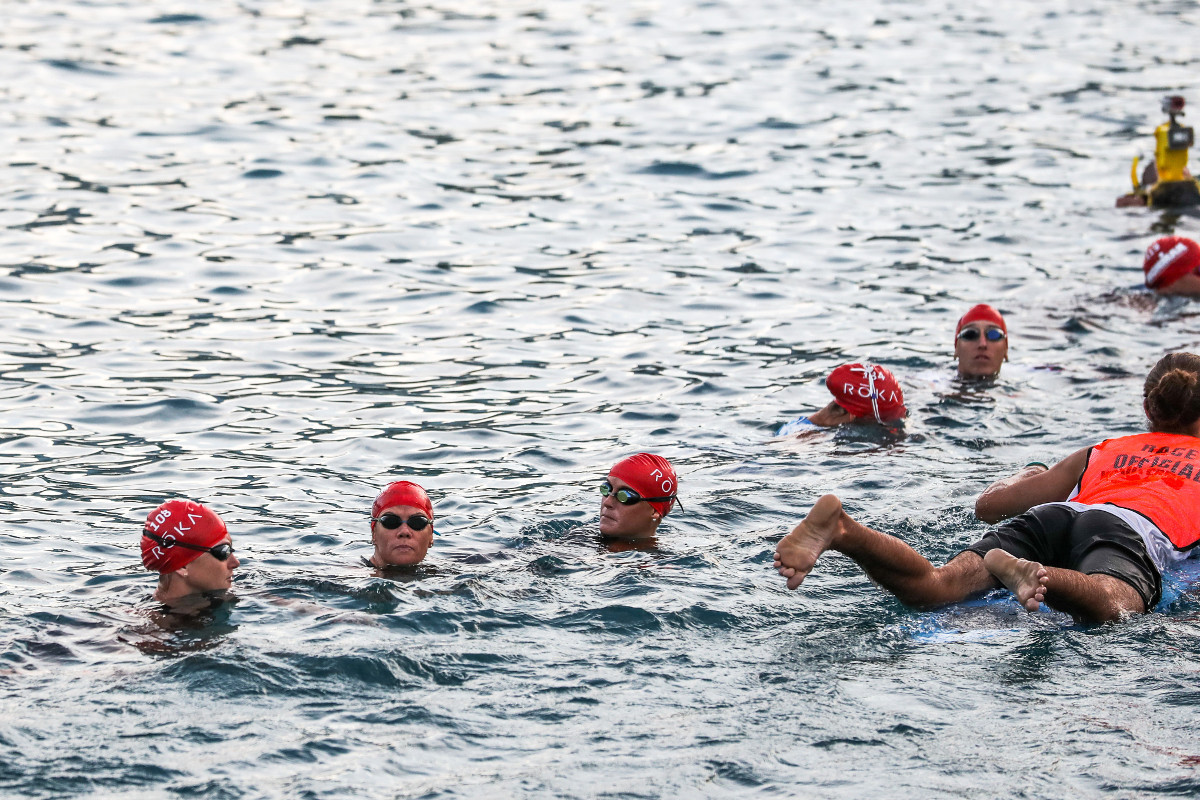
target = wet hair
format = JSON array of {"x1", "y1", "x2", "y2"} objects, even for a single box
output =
[{"x1": 1143, "y1": 352, "x2": 1200, "y2": 433}]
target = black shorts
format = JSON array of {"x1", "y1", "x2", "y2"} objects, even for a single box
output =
[{"x1": 961, "y1": 504, "x2": 1161, "y2": 610}]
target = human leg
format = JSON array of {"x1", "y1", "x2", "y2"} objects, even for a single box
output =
[
  {"x1": 1040, "y1": 565, "x2": 1145, "y2": 622},
  {"x1": 982, "y1": 507, "x2": 1153, "y2": 623},
  {"x1": 984, "y1": 549, "x2": 1144, "y2": 622},
  {"x1": 981, "y1": 549, "x2": 1047, "y2": 611},
  {"x1": 774, "y1": 495, "x2": 998, "y2": 607}
]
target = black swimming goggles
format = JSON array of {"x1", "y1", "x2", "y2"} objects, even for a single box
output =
[
  {"x1": 956, "y1": 326, "x2": 1006, "y2": 342},
  {"x1": 371, "y1": 513, "x2": 431, "y2": 532},
  {"x1": 143, "y1": 530, "x2": 235, "y2": 561},
  {"x1": 599, "y1": 480, "x2": 683, "y2": 512}
]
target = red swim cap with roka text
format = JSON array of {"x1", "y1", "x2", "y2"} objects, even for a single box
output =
[
  {"x1": 827, "y1": 363, "x2": 907, "y2": 423},
  {"x1": 371, "y1": 480, "x2": 434, "y2": 527},
  {"x1": 608, "y1": 453, "x2": 679, "y2": 517},
  {"x1": 140, "y1": 499, "x2": 228, "y2": 574},
  {"x1": 1144, "y1": 237, "x2": 1200, "y2": 289},
  {"x1": 955, "y1": 304, "x2": 1007, "y2": 339}
]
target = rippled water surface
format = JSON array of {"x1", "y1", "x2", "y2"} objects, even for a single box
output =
[{"x1": 4, "y1": 0, "x2": 1200, "y2": 797}]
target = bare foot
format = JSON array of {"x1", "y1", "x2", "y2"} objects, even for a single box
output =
[
  {"x1": 983, "y1": 549, "x2": 1048, "y2": 612},
  {"x1": 774, "y1": 494, "x2": 845, "y2": 590}
]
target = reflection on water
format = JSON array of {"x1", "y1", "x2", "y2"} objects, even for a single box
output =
[
  {"x1": 2, "y1": 0, "x2": 1200, "y2": 796},
  {"x1": 120, "y1": 595, "x2": 240, "y2": 656}
]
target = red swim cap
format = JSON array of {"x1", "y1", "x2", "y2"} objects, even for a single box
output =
[
  {"x1": 372, "y1": 480, "x2": 433, "y2": 524},
  {"x1": 140, "y1": 500, "x2": 228, "y2": 574},
  {"x1": 955, "y1": 304, "x2": 1006, "y2": 339},
  {"x1": 1144, "y1": 237, "x2": 1200, "y2": 288},
  {"x1": 608, "y1": 453, "x2": 678, "y2": 516},
  {"x1": 827, "y1": 363, "x2": 907, "y2": 423}
]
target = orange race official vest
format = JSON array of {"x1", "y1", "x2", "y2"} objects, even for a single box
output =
[{"x1": 1072, "y1": 432, "x2": 1200, "y2": 550}]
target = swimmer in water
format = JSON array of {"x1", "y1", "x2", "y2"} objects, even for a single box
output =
[
  {"x1": 774, "y1": 352, "x2": 1200, "y2": 623},
  {"x1": 369, "y1": 480, "x2": 435, "y2": 568},
  {"x1": 599, "y1": 453, "x2": 681, "y2": 541},
  {"x1": 954, "y1": 304, "x2": 1007, "y2": 380},
  {"x1": 776, "y1": 363, "x2": 906, "y2": 435},
  {"x1": 1143, "y1": 237, "x2": 1200, "y2": 296},
  {"x1": 141, "y1": 499, "x2": 239, "y2": 612}
]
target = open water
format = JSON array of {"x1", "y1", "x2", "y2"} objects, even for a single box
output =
[{"x1": 3, "y1": 0, "x2": 1200, "y2": 797}]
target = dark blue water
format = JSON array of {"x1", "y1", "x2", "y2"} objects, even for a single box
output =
[{"x1": 2, "y1": 0, "x2": 1200, "y2": 797}]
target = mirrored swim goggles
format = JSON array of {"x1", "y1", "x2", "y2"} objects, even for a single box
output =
[
  {"x1": 371, "y1": 513, "x2": 431, "y2": 531},
  {"x1": 143, "y1": 530, "x2": 235, "y2": 561},
  {"x1": 599, "y1": 480, "x2": 683, "y2": 512},
  {"x1": 956, "y1": 326, "x2": 1006, "y2": 342}
]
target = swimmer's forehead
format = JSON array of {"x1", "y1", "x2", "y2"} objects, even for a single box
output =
[{"x1": 378, "y1": 503, "x2": 433, "y2": 516}]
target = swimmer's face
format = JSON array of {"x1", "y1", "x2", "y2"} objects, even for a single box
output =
[
  {"x1": 599, "y1": 475, "x2": 660, "y2": 539},
  {"x1": 181, "y1": 536, "x2": 239, "y2": 592},
  {"x1": 1157, "y1": 271, "x2": 1200, "y2": 296},
  {"x1": 955, "y1": 322, "x2": 1007, "y2": 378},
  {"x1": 371, "y1": 504, "x2": 434, "y2": 567}
]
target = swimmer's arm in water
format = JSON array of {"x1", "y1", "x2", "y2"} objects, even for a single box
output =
[
  {"x1": 974, "y1": 446, "x2": 1090, "y2": 524},
  {"x1": 807, "y1": 401, "x2": 855, "y2": 427},
  {"x1": 775, "y1": 401, "x2": 854, "y2": 436},
  {"x1": 775, "y1": 416, "x2": 817, "y2": 437}
]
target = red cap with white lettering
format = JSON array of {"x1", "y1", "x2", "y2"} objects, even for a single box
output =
[
  {"x1": 608, "y1": 453, "x2": 678, "y2": 516},
  {"x1": 140, "y1": 499, "x2": 228, "y2": 573},
  {"x1": 1144, "y1": 237, "x2": 1200, "y2": 289},
  {"x1": 827, "y1": 363, "x2": 907, "y2": 423}
]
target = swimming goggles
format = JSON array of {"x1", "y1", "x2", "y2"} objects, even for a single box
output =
[
  {"x1": 372, "y1": 513, "x2": 431, "y2": 531},
  {"x1": 957, "y1": 326, "x2": 1006, "y2": 342},
  {"x1": 142, "y1": 530, "x2": 235, "y2": 561},
  {"x1": 599, "y1": 480, "x2": 683, "y2": 512}
]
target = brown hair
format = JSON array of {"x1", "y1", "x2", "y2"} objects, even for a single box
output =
[{"x1": 1144, "y1": 352, "x2": 1200, "y2": 433}]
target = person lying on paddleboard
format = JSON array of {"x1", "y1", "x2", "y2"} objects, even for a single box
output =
[{"x1": 774, "y1": 351, "x2": 1200, "y2": 623}]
